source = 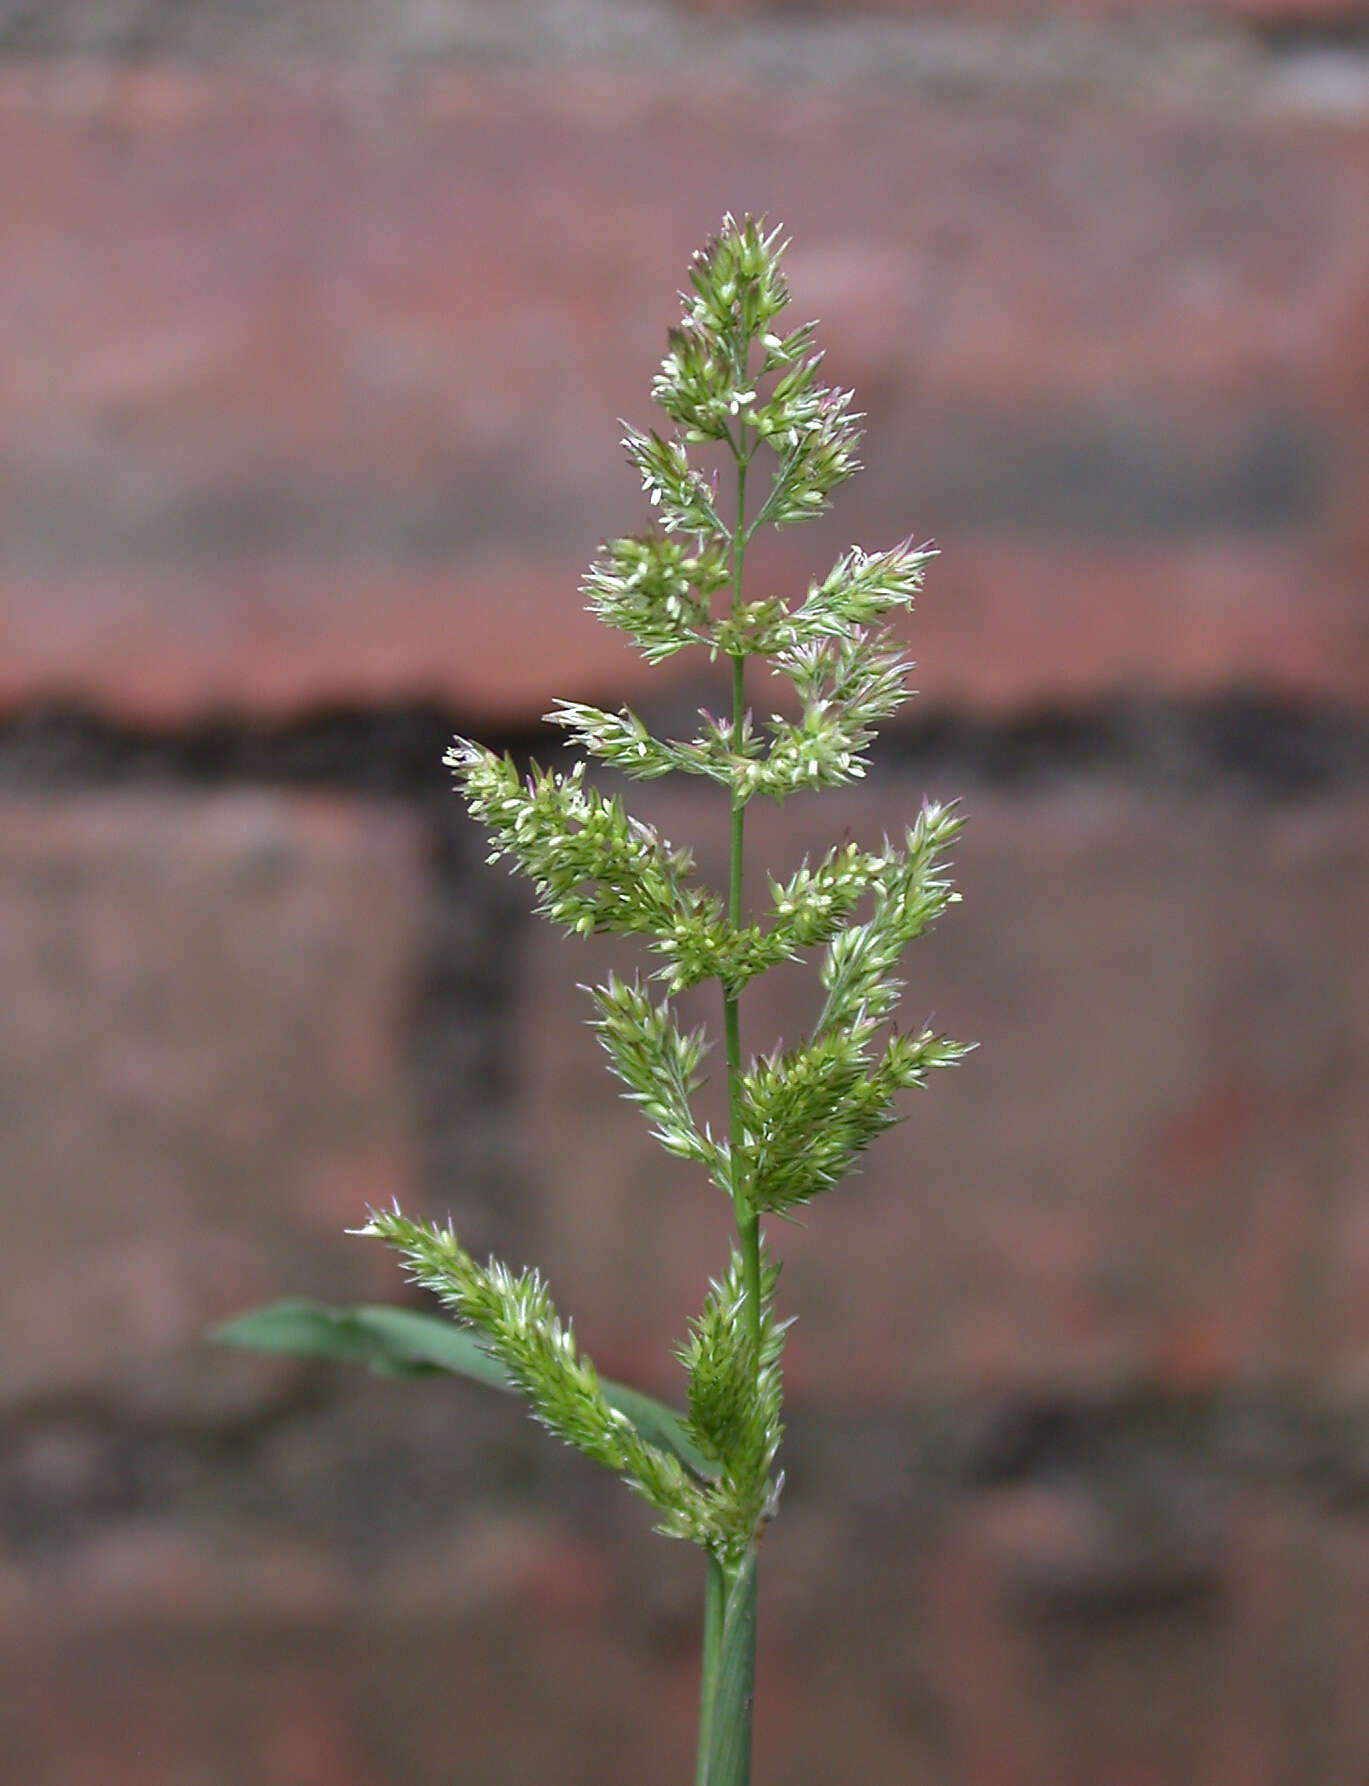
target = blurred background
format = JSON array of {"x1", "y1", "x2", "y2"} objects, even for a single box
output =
[{"x1": 2, "y1": 2, "x2": 1368, "y2": 1782}]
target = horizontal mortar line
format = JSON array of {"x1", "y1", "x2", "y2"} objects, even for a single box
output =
[
  {"x1": 4, "y1": 1386, "x2": 1369, "y2": 1495},
  {"x1": 0, "y1": 14, "x2": 1366, "y2": 75},
  {"x1": 1, "y1": 695, "x2": 1368, "y2": 798}
]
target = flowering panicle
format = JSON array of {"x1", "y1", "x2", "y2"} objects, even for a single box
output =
[{"x1": 362, "y1": 216, "x2": 968, "y2": 1579}]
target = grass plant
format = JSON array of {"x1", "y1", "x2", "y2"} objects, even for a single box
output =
[{"x1": 219, "y1": 215, "x2": 969, "y2": 1784}]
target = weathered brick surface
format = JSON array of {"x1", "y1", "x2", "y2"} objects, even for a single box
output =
[
  {"x1": 0, "y1": 782, "x2": 1363, "y2": 1786},
  {"x1": 1, "y1": 17, "x2": 1366, "y2": 1784},
  {"x1": 0, "y1": 793, "x2": 426, "y2": 1415},
  {"x1": 512, "y1": 780, "x2": 1369, "y2": 1402},
  {"x1": 685, "y1": 0, "x2": 1369, "y2": 21},
  {"x1": 5, "y1": 1486, "x2": 1369, "y2": 1783},
  {"x1": 1, "y1": 74, "x2": 1365, "y2": 720},
  {"x1": 4, "y1": 1, "x2": 1368, "y2": 67}
]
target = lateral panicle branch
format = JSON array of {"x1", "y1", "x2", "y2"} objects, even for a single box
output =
[{"x1": 356, "y1": 1206, "x2": 716, "y2": 1544}]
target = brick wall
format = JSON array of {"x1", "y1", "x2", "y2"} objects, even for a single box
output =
[{"x1": 2, "y1": 5, "x2": 1368, "y2": 1783}]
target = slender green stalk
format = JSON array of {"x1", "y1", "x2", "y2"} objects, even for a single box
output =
[
  {"x1": 703, "y1": 1555, "x2": 759, "y2": 1786},
  {"x1": 725, "y1": 435, "x2": 762, "y2": 1358},
  {"x1": 694, "y1": 1552, "x2": 727, "y2": 1783},
  {"x1": 701, "y1": 425, "x2": 761, "y2": 1785}
]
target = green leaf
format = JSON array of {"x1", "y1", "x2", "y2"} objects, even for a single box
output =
[
  {"x1": 212, "y1": 1300, "x2": 509, "y2": 1386},
  {"x1": 703, "y1": 1551, "x2": 758, "y2": 1786},
  {"x1": 212, "y1": 1300, "x2": 715, "y2": 1481}
]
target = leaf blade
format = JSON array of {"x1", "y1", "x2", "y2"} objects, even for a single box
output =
[
  {"x1": 212, "y1": 1300, "x2": 509, "y2": 1386},
  {"x1": 212, "y1": 1300, "x2": 714, "y2": 1479}
]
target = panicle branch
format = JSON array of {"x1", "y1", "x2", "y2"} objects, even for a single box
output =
[
  {"x1": 583, "y1": 535, "x2": 731, "y2": 664},
  {"x1": 588, "y1": 973, "x2": 729, "y2": 1185},
  {"x1": 446, "y1": 738, "x2": 697, "y2": 939},
  {"x1": 359, "y1": 1206, "x2": 786, "y2": 1566},
  {"x1": 815, "y1": 801, "x2": 966, "y2": 1038},
  {"x1": 357, "y1": 1207, "x2": 715, "y2": 1540},
  {"x1": 678, "y1": 1246, "x2": 788, "y2": 1547}
]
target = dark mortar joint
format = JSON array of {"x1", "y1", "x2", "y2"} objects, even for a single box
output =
[{"x1": 4, "y1": 694, "x2": 1367, "y2": 800}]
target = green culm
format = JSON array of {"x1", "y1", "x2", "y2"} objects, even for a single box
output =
[{"x1": 217, "y1": 214, "x2": 970, "y2": 1785}]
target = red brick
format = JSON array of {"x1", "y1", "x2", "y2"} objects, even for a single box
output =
[
  {"x1": 6, "y1": 537, "x2": 1366, "y2": 724},
  {"x1": 0, "y1": 793, "x2": 425, "y2": 1415},
  {"x1": 928, "y1": 1521, "x2": 1047, "y2": 1786},
  {"x1": 0, "y1": 72, "x2": 1365, "y2": 720},
  {"x1": 0, "y1": 559, "x2": 612, "y2": 726},
  {"x1": 6, "y1": 1466, "x2": 1369, "y2": 1784},
  {"x1": 6, "y1": 1494, "x2": 1369, "y2": 1784},
  {"x1": 507, "y1": 783, "x2": 1369, "y2": 1403}
]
